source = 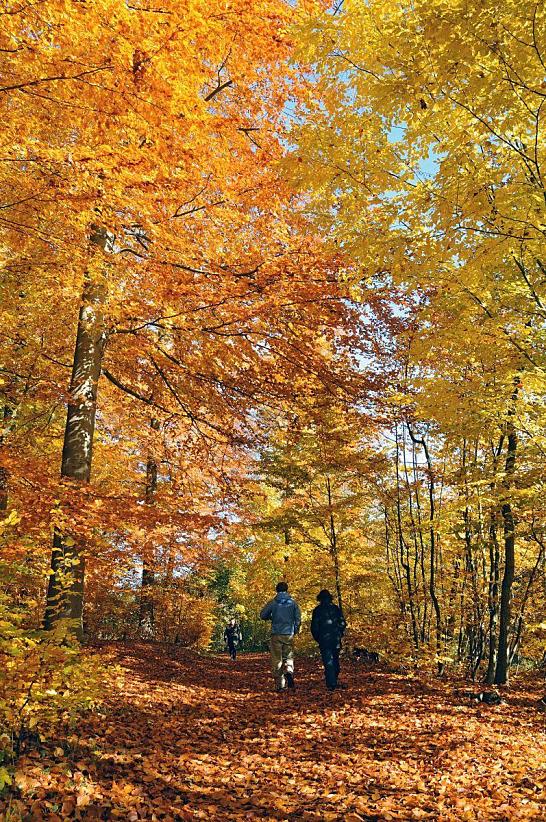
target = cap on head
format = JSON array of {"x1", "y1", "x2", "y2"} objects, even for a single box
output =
[
  {"x1": 317, "y1": 589, "x2": 333, "y2": 602},
  {"x1": 276, "y1": 581, "x2": 289, "y2": 593}
]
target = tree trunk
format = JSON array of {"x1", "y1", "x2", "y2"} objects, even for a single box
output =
[
  {"x1": 0, "y1": 462, "x2": 8, "y2": 514},
  {"x1": 139, "y1": 418, "x2": 159, "y2": 636},
  {"x1": 394, "y1": 426, "x2": 419, "y2": 649},
  {"x1": 484, "y1": 435, "x2": 504, "y2": 683},
  {"x1": 0, "y1": 466, "x2": 7, "y2": 514},
  {"x1": 326, "y1": 476, "x2": 343, "y2": 611},
  {"x1": 510, "y1": 539, "x2": 546, "y2": 663},
  {"x1": 43, "y1": 227, "x2": 109, "y2": 640},
  {"x1": 283, "y1": 526, "x2": 290, "y2": 563},
  {"x1": 407, "y1": 424, "x2": 442, "y2": 671},
  {"x1": 494, "y1": 420, "x2": 518, "y2": 685},
  {"x1": 0, "y1": 404, "x2": 14, "y2": 513},
  {"x1": 484, "y1": 509, "x2": 500, "y2": 684}
]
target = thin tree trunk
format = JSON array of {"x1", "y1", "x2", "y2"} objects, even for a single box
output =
[
  {"x1": 425, "y1": 442, "x2": 443, "y2": 673},
  {"x1": 43, "y1": 226, "x2": 109, "y2": 640},
  {"x1": 461, "y1": 438, "x2": 487, "y2": 678},
  {"x1": 394, "y1": 426, "x2": 419, "y2": 649},
  {"x1": 484, "y1": 435, "x2": 505, "y2": 683},
  {"x1": 509, "y1": 542, "x2": 545, "y2": 664},
  {"x1": 484, "y1": 509, "x2": 501, "y2": 684},
  {"x1": 402, "y1": 434, "x2": 422, "y2": 632},
  {"x1": 0, "y1": 465, "x2": 7, "y2": 514},
  {"x1": 0, "y1": 404, "x2": 14, "y2": 513},
  {"x1": 408, "y1": 424, "x2": 442, "y2": 671},
  {"x1": 412, "y1": 439, "x2": 428, "y2": 643},
  {"x1": 385, "y1": 505, "x2": 408, "y2": 630},
  {"x1": 326, "y1": 475, "x2": 343, "y2": 611},
  {"x1": 494, "y1": 416, "x2": 518, "y2": 685},
  {"x1": 139, "y1": 417, "x2": 159, "y2": 636},
  {"x1": 283, "y1": 526, "x2": 290, "y2": 563}
]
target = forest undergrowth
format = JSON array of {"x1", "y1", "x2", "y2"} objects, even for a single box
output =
[{"x1": 2, "y1": 644, "x2": 545, "y2": 822}]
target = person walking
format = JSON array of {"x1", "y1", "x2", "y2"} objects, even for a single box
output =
[
  {"x1": 260, "y1": 581, "x2": 301, "y2": 692},
  {"x1": 223, "y1": 618, "x2": 242, "y2": 660},
  {"x1": 311, "y1": 589, "x2": 346, "y2": 691}
]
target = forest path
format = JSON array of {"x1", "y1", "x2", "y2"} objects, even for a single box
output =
[{"x1": 7, "y1": 644, "x2": 546, "y2": 821}]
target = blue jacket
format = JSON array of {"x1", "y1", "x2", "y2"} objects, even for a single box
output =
[{"x1": 260, "y1": 592, "x2": 301, "y2": 636}]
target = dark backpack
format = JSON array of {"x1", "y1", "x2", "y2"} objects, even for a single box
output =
[{"x1": 312, "y1": 602, "x2": 345, "y2": 645}]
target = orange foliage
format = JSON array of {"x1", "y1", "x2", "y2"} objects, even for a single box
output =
[
  {"x1": 2, "y1": 645, "x2": 546, "y2": 821},
  {"x1": 0, "y1": 0, "x2": 355, "y2": 637}
]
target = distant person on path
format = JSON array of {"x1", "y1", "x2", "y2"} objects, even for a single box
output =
[
  {"x1": 224, "y1": 618, "x2": 242, "y2": 660},
  {"x1": 311, "y1": 589, "x2": 346, "y2": 691},
  {"x1": 260, "y1": 581, "x2": 301, "y2": 692}
]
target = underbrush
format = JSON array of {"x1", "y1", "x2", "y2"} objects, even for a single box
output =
[{"x1": 0, "y1": 597, "x2": 106, "y2": 796}]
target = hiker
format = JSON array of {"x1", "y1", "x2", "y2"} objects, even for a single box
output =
[
  {"x1": 223, "y1": 618, "x2": 242, "y2": 660},
  {"x1": 311, "y1": 589, "x2": 346, "y2": 691},
  {"x1": 260, "y1": 581, "x2": 301, "y2": 692}
]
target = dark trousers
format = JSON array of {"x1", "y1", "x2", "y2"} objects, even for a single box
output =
[
  {"x1": 320, "y1": 643, "x2": 340, "y2": 688},
  {"x1": 227, "y1": 641, "x2": 237, "y2": 660}
]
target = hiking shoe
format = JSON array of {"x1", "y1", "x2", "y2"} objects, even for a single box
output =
[{"x1": 285, "y1": 672, "x2": 295, "y2": 689}]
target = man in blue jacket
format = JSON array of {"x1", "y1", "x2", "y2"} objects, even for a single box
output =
[{"x1": 260, "y1": 581, "x2": 301, "y2": 692}]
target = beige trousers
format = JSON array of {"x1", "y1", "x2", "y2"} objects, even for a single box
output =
[{"x1": 270, "y1": 634, "x2": 294, "y2": 689}]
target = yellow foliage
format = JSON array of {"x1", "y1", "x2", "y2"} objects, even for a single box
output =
[{"x1": 0, "y1": 596, "x2": 105, "y2": 775}]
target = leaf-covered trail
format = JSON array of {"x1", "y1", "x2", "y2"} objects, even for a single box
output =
[{"x1": 8, "y1": 644, "x2": 546, "y2": 821}]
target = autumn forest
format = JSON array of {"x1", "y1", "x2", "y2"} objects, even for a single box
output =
[{"x1": 1, "y1": 0, "x2": 546, "y2": 819}]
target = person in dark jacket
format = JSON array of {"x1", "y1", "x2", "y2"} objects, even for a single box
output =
[
  {"x1": 311, "y1": 589, "x2": 346, "y2": 690},
  {"x1": 260, "y1": 581, "x2": 301, "y2": 691},
  {"x1": 223, "y1": 618, "x2": 242, "y2": 660}
]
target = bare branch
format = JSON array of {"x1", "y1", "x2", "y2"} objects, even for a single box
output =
[
  {"x1": 204, "y1": 79, "x2": 233, "y2": 101},
  {"x1": 0, "y1": 64, "x2": 113, "y2": 94}
]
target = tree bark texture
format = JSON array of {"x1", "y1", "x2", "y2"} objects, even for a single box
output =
[
  {"x1": 494, "y1": 422, "x2": 518, "y2": 685},
  {"x1": 139, "y1": 418, "x2": 159, "y2": 635},
  {"x1": 44, "y1": 227, "x2": 108, "y2": 640}
]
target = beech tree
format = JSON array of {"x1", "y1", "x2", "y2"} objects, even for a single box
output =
[{"x1": 288, "y1": 0, "x2": 546, "y2": 681}]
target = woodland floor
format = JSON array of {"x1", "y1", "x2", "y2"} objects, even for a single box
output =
[{"x1": 3, "y1": 644, "x2": 546, "y2": 822}]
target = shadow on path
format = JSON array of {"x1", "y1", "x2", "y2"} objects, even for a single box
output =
[{"x1": 4, "y1": 643, "x2": 546, "y2": 821}]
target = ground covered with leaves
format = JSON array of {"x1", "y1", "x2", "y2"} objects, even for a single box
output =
[{"x1": 3, "y1": 644, "x2": 546, "y2": 821}]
